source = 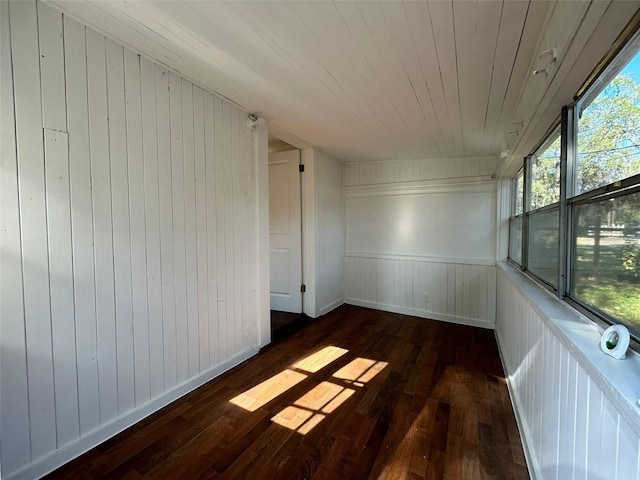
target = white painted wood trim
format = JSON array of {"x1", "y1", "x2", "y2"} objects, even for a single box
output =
[
  {"x1": 7, "y1": 346, "x2": 260, "y2": 480},
  {"x1": 345, "y1": 177, "x2": 496, "y2": 197},
  {"x1": 268, "y1": 123, "x2": 313, "y2": 150},
  {"x1": 314, "y1": 150, "x2": 344, "y2": 319},
  {"x1": 345, "y1": 252, "x2": 495, "y2": 266},
  {"x1": 318, "y1": 298, "x2": 344, "y2": 317},
  {"x1": 255, "y1": 123, "x2": 270, "y2": 347},
  {"x1": 345, "y1": 299, "x2": 494, "y2": 330},
  {"x1": 496, "y1": 177, "x2": 511, "y2": 261},
  {"x1": 344, "y1": 156, "x2": 497, "y2": 166},
  {"x1": 494, "y1": 331, "x2": 538, "y2": 480},
  {"x1": 301, "y1": 148, "x2": 317, "y2": 318}
]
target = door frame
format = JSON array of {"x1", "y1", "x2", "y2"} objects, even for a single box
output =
[
  {"x1": 268, "y1": 127, "x2": 318, "y2": 317},
  {"x1": 255, "y1": 125, "x2": 319, "y2": 347}
]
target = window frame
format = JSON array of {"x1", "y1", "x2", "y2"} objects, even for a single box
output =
[
  {"x1": 508, "y1": 20, "x2": 640, "y2": 346},
  {"x1": 511, "y1": 123, "x2": 563, "y2": 291},
  {"x1": 526, "y1": 206, "x2": 561, "y2": 290},
  {"x1": 507, "y1": 169, "x2": 525, "y2": 267},
  {"x1": 527, "y1": 125, "x2": 562, "y2": 213},
  {"x1": 565, "y1": 184, "x2": 640, "y2": 338}
]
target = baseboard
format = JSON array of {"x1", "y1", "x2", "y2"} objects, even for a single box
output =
[
  {"x1": 495, "y1": 329, "x2": 539, "y2": 480},
  {"x1": 318, "y1": 298, "x2": 344, "y2": 316},
  {"x1": 7, "y1": 346, "x2": 260, "y2": 480},
  {"x1": 344, "y1": 298, "x2": 495, "y2": 330}
]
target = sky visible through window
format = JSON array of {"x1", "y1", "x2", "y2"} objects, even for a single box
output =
[{"x1": 623, "y1": 51, "x2": 640, "y2": 79}]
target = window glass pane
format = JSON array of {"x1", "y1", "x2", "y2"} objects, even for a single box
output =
[
  {"x1": 529, "y1": 133, "x2": 561, "y2": 210},
  {"x1": 572, "y1": 191, "x2": 640, "y2": 331},
  {"x1": 509, "y1": 216, "x2": 523, "y2": 265},
  {"x1": 576, "y1": 49, "x2": 640, "y2": 195},
  {"x1": 527, "y1": 209, "x2": 559, "y2": 287},
  {"x1": 514, "y1": 171, "x2": 524, "y2": 215}
]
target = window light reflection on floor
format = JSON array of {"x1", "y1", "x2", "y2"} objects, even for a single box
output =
[
  {"x1": 272, "y1": 382, "x2": 355, "y2": 434},
  {"x1": 230, "y1": 346, "x2": 389, "y2": 435},
  {"x1": 229, "y1": 346, "x2": 347, "y2": 412},
  {"x1": 293, "y1": 345, "x2": 348, "y2": 373},
  {"x1": 272, "y1": 357, "x2": 389, "y2": 434},
  {"x1": 333, "y1": 358, "x2": 388, "y2": 387},
  {"x1": 229, "y1": 369, "x2": 307, "y2": 412}
]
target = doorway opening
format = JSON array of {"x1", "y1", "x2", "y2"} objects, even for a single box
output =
[{"x1": 268, "y1": 133, "x2": 307, "y2": 340}]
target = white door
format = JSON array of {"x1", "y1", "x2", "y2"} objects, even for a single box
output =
[{"x1": 269, "y1": 149, "x2": 302, "y2": 313}]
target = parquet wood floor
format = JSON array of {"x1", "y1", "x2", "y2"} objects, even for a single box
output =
[{"x1": 45, "y1": 305, "x2": 529, "y2": 480}]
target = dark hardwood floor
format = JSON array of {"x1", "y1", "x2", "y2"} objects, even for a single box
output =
[
  {"x1": 46, "y1": 305, "x2": 529, "y2": 480},
  {"x1": 271, "y1": 310, "x2": 303, "y2": 331},
  {"x1": 270, "y1": 310, "x2": 311, "y2": 344}
]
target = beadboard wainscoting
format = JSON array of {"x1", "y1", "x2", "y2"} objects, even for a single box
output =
[
  {"x1": 345, "y1": 256, "x2": 496, "y2": 329},
  {"x1": 496, "y1": 265, "x2": 640, "y2": 480},
  {"x1": 344, "y1": 158, "x2": 498, "y2": 328},
  {"x1": 1, "y1": 3, "x2": 262, "y2": 478}
]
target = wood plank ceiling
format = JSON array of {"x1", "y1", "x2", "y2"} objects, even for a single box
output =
[{"x1": 50, "y1": 1, "x2": 555, "y2": 162}]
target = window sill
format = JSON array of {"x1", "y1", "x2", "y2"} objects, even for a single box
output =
[{"x1": 497, "y1": 261, "x2": 640, "y2": 436}]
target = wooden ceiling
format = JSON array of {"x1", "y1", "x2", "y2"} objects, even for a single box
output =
[{"x1": 49, "y1": 1, "x2": 637, "y2": 164}]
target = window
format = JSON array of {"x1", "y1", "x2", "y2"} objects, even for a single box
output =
[
  {"x1": 509, "y1": 216, "x2": 523, "y2": 266},
  {"x1": 514, "y1": 170, "x2": 524, "y2": 215},
  {"x1": 525, "y1": 128, "x2": 561, "y2": 288},
  {"x1": 508, "y1": 170, "x2": 524, "y2": 265},
  {"x1": 508, "y1": 28, "x2": 640, "y2": 338},
  {"x1": 571, "y1": 191, "x2": 640, "y2": 329},
  {"x1": 528, "y1": 209, "x2": 559, "y2": 287},
  {"x1": 529, "y1": 132, "x2": 561, "y2": 210},
  {"x1": 569, "y1": 42, "x2": 640, "y2": 333},
  {"x1": 576, "y1": 50, "x2": 640, "y2": 195}
]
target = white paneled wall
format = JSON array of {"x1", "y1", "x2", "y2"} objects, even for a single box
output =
[
  {"x1": 344, "y1": 156, "x2": 497, "y2": 186},
  {"x1": 315, "y1": 151, "x2": 344, "y2": 315},
  {"x1": 345, "y1": 257, "x2": 496, "y2": 328},
  {"x1": 496, "y1": 268, "x2": 640, "y2": 480},
  {"x1": 0, "y1": 3, "x2": 259, "y2": 478},
  {"x1": 344, "y1": 158, "x2": 497, "y2": 328}
]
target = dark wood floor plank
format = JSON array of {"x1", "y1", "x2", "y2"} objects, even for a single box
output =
[
  {"x1": 141, "y1": 414, "x2": 233, "y2": 479},
  {"x1": 44, "y1": 305, "x2": 529, "y2": 480},
  {"x1": 425, "y1": 448, "x2": 446, "y2": 480}
]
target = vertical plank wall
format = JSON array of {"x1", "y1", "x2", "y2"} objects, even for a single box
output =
[
  {"x1": 0, "y1": 2, "x2": 259, "y2": 478},
  {"x1": 496, "y1": 268, "x2": 640, "y2": 480},
  {"x1": 344, "y1": 158, "x2": 498, "y2": 328},
  {"x1": 315, "y1": 151, "x2": 344, "y2": 315}
]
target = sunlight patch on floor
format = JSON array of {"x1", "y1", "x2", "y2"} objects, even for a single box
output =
[
  {"x1": 231, "y1": 349, "x2": 389, "y2": 435},
  {"x1": 273, "y1": 407, "x2": 326, "y2": 435},
  {"x1": 230, "y1": 369, "x2": 307, "y2": 412},
  {"x1": 230, "y1": 346, "x2": 349, "y2": 412},
  {"x1": 294, "y1": 345, "x2": 349, "y2": 373},
  {"x1": 272, "y1": 381, "x2": 356, "y2": 434},
  {"x1": 271, "y1": 358, "x2": 390, "y2": 434},
  {"x1": 333, "y1": 358, "x2": 389, "y2": 387}
]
